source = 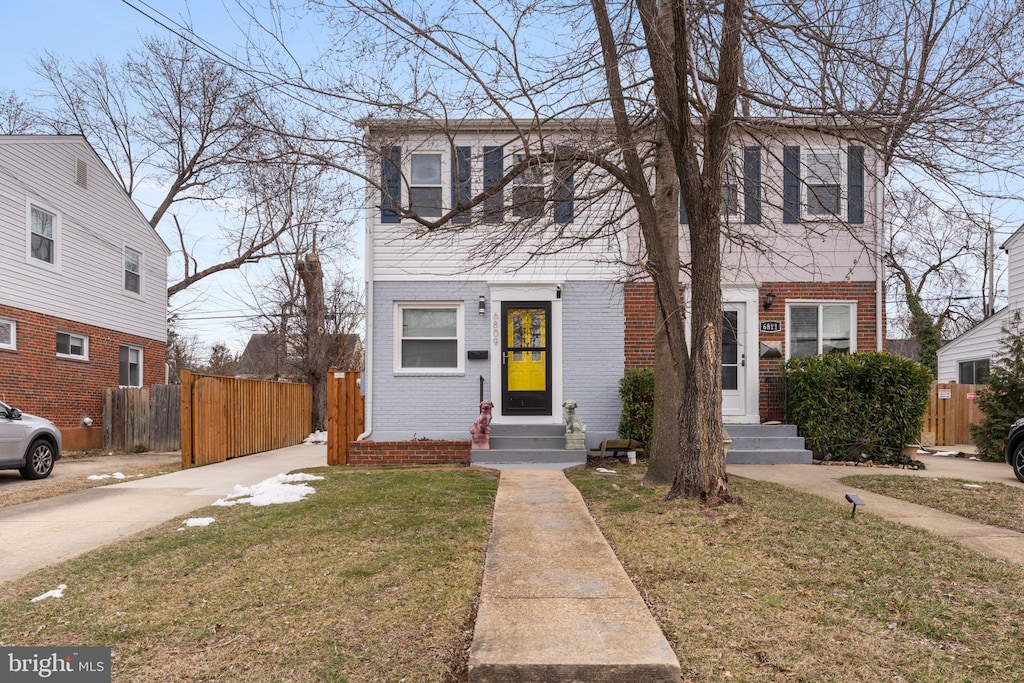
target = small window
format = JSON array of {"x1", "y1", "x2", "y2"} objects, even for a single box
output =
[
  {"x1": 396, "y1": 304, "x2": 463, "y2": 372},
  {"x1": 124, "y1": 246, "x2": 142, "y2": 294},
  {"x1": 30, "y1": 206, "x2": 56, "y2": 264},
  {"x1": 788, "y1": 303, "x2": 854, "y2": 359},
  {"x1": 805, "y1": 150, "x2": 843, "y2": 217},
  {"x1": 958, "y1": 359, "x2": 990, "y2": 385},
  {"x1": 56, "y1": 332, "x2": 88, "y2": 360},
  {"x1": 512, "y1": 154, "x2": 545, "y2": 218},
  {"x1": 119, "y1": 345, "x2": 143, "y2": 386},
  {"x1": 0, "y1": 318, "x2": 15, "y2": 351},
  {"x1": 721, "y1": 155, "x2": 741, "y2": 218},
  {"x1": 409, "y1": 153, "x2": 443, "y2": 217}
]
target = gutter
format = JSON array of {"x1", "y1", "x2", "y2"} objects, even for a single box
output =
[
  {"x1": 357, "y1": 192, "x2": 374, "y2": 441},
  {"x1": 876, "y1": 157, "x2": 884, "y2": 352}
]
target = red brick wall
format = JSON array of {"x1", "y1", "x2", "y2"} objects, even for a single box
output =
[
  {"x1": 347, "y1": 440, "x2": 471, "y2": 466},
  {"x1": 0, "y1": 304, "x2": 166, "y2": 432},
  {"x1": 623, "y1": 280, "x2": 884, "y2": 421}
]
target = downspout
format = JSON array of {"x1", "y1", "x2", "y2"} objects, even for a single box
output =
[
  {"x1": 876, "y1": 155, "x2": 884, "y2": 352},
  {"x1": 357, "y1": 187, "x2": 374, "y2": 441}
]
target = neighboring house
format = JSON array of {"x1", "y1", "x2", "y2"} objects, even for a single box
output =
[
  {"x1": 235, "y1": 332, "x2": 363, "y2": 380},
  {"x1": 0, "y1": 135, "x2": 169, "y2": 450},
  {"x1": 936, "y1": 224, "x2": 1024, "y2": 384},
  {"x1": 360, "y1": 119, "x2": 885, "y2": 461}
]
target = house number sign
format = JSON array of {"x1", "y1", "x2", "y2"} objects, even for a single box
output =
[{"x1": 759, "y1": 321, "x2": 782, "y2": 333}]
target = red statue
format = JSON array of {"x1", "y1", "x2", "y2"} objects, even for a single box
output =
[{"x1": 470, "y1": 401, "x2": 494, "y2": 449}]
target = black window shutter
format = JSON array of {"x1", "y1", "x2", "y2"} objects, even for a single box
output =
[
  {"x1": 679, "y1": 187, "x2": 688, "y2": 224},
  {"x1": 847, "y1": 145, "x2": 865, "y2": 224},
  {"x1": 452, "y1": 146, "x2": 472, "y2": 224},
  {"x1": 482, "y1": 146, "x2": 504, "y2": 222},
  {"x1": 783, "y1": 146, "x2": 801, "y2": 224},
  {"x1": 743, "y1": 146, "x2": 761, "y2": 224},
  {"x1": 381, "y1": 146, "x2": 401, "y2": 224}
]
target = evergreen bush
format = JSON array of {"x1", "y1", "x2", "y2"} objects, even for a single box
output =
[
  {"x1": 618, "y1": 368, "x2": 654, "y2": 447},
  {"x1": 785, "y1": 352, "x2": 932, "y2": 464},
  {"x1": 971, "y1": 315, "x2": 1024, "y2": 462}
]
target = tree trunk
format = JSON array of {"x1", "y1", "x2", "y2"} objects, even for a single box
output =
[{"x1": 296, "y1": 253, "x2": 328, "y2": 431}]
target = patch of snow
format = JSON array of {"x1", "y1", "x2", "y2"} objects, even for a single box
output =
[
  {"x1": 87, "y1": 472, "x2": 143, "y2": 481},
  {"x1": 304, "y1": 430, "x2": 327, "y2": 444},
  {"x1": 594, "y1": 467, "x2": 617, "y2": 475},
  {"x1": 30, "y1": 584, "x2": 67, "y2": 602},
  {"x1": 963, "y1": 484, "x2": 984, "y2": 489},
  {"x1": 212, "y1": 473, "x2": 325, "y2": 507},
  {"x1": 929, "y1": 451, "x2": 959, "y2": 457}
]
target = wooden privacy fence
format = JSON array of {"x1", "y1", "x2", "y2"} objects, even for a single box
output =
[
  {"x1": 327, "y1": 370, "x2": 364, "y2": 465},
  {"x1": 181, "y1": 370, "x2": 312, "y2": 469},
  {"x1": 922, "y1": 382, "x2": 984, "y2": 446},
  {"x1": 103, "y1": 385, "x2": 181, "y2": 452}
]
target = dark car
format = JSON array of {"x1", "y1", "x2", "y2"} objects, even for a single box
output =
[
  {"x1": 1005, "y1": 418, "x2": 1024, "y2": 483},
  {"x1": 0, "y1": 400, "x2": 62, "y2": 479}
]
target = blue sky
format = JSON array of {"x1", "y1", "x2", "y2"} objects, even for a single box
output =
[{"x1": 1, "y1": 0, "x2": 363, "y2": 354}]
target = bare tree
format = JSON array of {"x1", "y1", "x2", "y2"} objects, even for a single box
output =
[{"x1": 0, "y1": 90, "x2": 43, "y2": 134}]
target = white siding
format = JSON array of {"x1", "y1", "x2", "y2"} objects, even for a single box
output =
[
  {"x1": 1004, "y1": 228, "x2": 1024, "y2": 307},
  {"x1": 0, "y1": 137, "x2": 168, "y2": 342},
  {"x1": 936, "y1": 308, "x2": 1013, "y2": 382}
]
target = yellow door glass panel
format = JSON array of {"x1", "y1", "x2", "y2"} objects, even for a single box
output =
[{"x1": 507, "y1": 308, "x2": 546, "y2": 392}]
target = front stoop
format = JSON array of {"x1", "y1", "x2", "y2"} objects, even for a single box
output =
[
  {"x1": 725, "y1": 423, "x2": 813, "y2": 464},
  {"x1": 467, "y1": 470, "x2": 680, "y2": 682},
  {"x1": 472, "y1": 424, "x2": 587, "y2": 469}
]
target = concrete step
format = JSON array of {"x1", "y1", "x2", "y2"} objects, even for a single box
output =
[
  {"x1": 490, "y1": 423, "x2": 565, "y2": 437},
  {"x1": 472, "y1": 449, "x2": 586, "y2": 466},
  {"x1": 726, "y1": 423, "x2": 798, "y2": 438},
  {"x1": 488, "y1": 435, "x2": 565, "y2": 450},
  {"x1": 727, "y1": 448, "x2": 813, "y2": 465},
  {"x1": 724, "y1": 424, "x2": 813, "y2": 464},
  {"x1": 726, "y1": 436, "x2": 808, "y2": 451},
  {"x1": 468, "y1": 469, "x2": 681, "y2": 682}
]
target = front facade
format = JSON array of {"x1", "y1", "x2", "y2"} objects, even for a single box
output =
[
  {"x1": 0, "y1": 136, "x2": 169, "y2": 449},
  {"x1": 362, "y1": 120, "x2": 884, "y2": 450}
]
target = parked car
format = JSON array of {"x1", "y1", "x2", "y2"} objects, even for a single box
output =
[
  {"x1": 0, "y1": 400, "x2": 62, "y2": 479},
  {"x1": 1005, "y1": 418, "x2": 1024, "y2": 483}
]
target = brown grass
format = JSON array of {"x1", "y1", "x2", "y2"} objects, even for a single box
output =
[
  {"x1": 569, "y1": 466, "x2": 1024, "y2": 681},
  {"x1": 0, "y1": 456, "x2": 181, "y2": 509}
]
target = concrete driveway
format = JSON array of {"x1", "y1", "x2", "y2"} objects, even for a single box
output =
[{"x1": 0, "y1": 443, "x2": 327, "y2": 584}]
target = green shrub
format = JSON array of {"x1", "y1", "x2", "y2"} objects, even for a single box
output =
[
  {"x1": 618, "y1": 368, "x2": 654, "y2": 447},
  {"x1": 785, "y1": 352, "x2": 932, "y2": 464},
  {"x1": 971, "y1": 314, "x2": 1024, "y2": 462}
]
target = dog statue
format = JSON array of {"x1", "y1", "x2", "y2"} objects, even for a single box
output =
[
  {"x1": 562, "y1": 400, "x2": 586, "y2": 450},
  {"x1": 470, "y1": 401, "x2": 494, "y2": 449}
]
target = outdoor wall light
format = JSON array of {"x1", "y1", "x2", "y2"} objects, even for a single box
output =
[
  {"x1": 478, "y1": 296, "x2": 487, "y2": 315},
  {"x1": 763, "y1": 291, "x2": 776, "y2": 310},
  {"x1": 845, "y1": 493, "x2": 865, "y2": 518}
]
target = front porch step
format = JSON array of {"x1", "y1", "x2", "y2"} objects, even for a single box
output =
[
  {"x1": 725, "y1": 424, "x2": 813, "y2": 465},
  {"x1": 472, "y1": 448, "x2": 587, "y2": 466}
]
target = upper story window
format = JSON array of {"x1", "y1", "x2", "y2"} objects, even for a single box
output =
[
  {"x1": 805, "y1": 150, "x2": 843, "y2": 217},
  {"x1": 410, "y1": 153, "x2": 443, "y2": 217},
  {"x1": 681, "y1": 146, "x2": 761, "y2": 225},
  {"x1": 512, "y1": 154, "x2": 545, "y2": 218},
  {"x1": 395, "y1": 303, "x2": 463, "y2": 373},
  {"x1": 124, "y1": 246, "x2": 142, "y2": 294},
  {"x1": 0, "y1": 318, "x2": 15, "y2": 351},
  {"x1": 721, "y1": 155, "x2": 742, "y2": 218},
  {"x1": 56, "y1": 331, "x2": 88, "y2": 360},
  {"x1": 958, "y1": 358, "x2": 990, "y2": 385},
  {"x1": 28, "y1": 204, "x2": 59, "y2": 267},
  {"x1": 788, "y1": 303, "x2": 854, "y2": 359},
  {"x1": 783, "y1": 145, "x2": 865, "y2": 224}
]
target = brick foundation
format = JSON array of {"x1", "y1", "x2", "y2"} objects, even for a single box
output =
[
  {"x1": 347, "y1": 440, "x2": 471, "y2": 466},
  {"x1": 0, "y1": 304, "x2": 165, "y2": 434}
]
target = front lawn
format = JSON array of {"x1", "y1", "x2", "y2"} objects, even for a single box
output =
[
  {"x1": 840, "y1": 474, "x2": 1024, "y2": 534},
  {"x1": 568, "y1": 468, "x2": 1024, "y2": 681},
  {"x1": 0, "y1": 468, "x2": 498, "y2": 682}
]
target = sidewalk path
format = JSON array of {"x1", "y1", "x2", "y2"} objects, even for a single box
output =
[
  {"x1": 0, "y1": 444, "x2": 326, "y2": 583},
  {"x1": 468, "y1": 469, "x2": 680, "y2": 682},
  {"x1": 729, "y1": 453, "x2": 1024, "y2": 565}
]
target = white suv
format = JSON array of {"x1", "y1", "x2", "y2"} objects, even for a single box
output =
[{"x1": 0, "y1": 400, "x2": 62, "y2": 479}]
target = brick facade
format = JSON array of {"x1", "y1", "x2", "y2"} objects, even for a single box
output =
[
  {"x1": 0, "y1": 304, "x2": 166, "y2": 447},
  {"x1": 347, "y1": 440, "x2": 471, "y2": 466},
  {"x1": 624, "y1": 280, "x2": 883, "y2": 421}
]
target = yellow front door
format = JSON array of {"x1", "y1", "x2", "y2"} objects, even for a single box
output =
[{"x1": 502, "y1": 302, "x2": 551, "y2": 415}]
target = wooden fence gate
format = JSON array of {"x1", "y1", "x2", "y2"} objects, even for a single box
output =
[
  {"x1": 327, "y1": 370, "x2": 364, "y2": 465},
  {"x1": 922, "y1": 382, "x2": 984, "y2": 446},
  {"x1": 180, "y1": 370, "x2": 313, "y2": 469},
  {"x1": 103, "y1": 385, "x2": 181, "y2": 452}
]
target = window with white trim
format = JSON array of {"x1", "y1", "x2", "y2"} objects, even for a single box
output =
[
  {"x1": 396, "y1": 303, "x2": 463, "y2": 372},
  {"x1": 0, "y1": 318, "x2": 15, "y2": 351},
  {"x1": 788, "y1": 303, "x2": 854, "y2": 359},
  {"x1": 124, "y1": 246, "x2": 142, "y2": 294},
  {"x1": 804, "y1": 150, "x2": 844, "y2": 218},
  {"x1": 119, "y1": 344, "x2": 143, "y2": 386},
  {"x1": 512, "y1": 153, "x2": 545, "y2": 218},
  {"x1": 56, "y1": 332, "x2": 88, "y2": 360},
  {"x1": 29, "y1": 205, "x2": 57, "y2": 264},
  {"x1": 721, "y1": 154, "x2": 742, "y2": 218},
  {"x1": 409, "y1": 153, "x2": 443, "y2": 217},
  {"x1": 958, "y1": 358, "x2": 990, "y2": 385}
]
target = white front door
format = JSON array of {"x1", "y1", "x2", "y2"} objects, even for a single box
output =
[{"x1": 721, "y1": 303, "x2": 746, "y2": 416}]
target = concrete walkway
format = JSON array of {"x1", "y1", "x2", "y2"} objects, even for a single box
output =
[
  {"x1": 468, "y1": 469, "x2": 680, "y2": 682},
  {"x1": 0, "y1": 444, "x2": 327, "y2": 583},
  {"x1": 730, "y1": 452, "x2": 1024, "y2": 566}
]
